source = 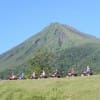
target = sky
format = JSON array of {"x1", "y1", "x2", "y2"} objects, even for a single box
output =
[{"x1": 0, "y1": 0, "x2": 100, "y2": 54}]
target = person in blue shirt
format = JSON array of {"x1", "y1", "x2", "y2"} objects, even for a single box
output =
[{"x1": 20, "y1": 72, "x2": 25, "y2": 79}]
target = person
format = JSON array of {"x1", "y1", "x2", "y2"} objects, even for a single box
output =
[
  {"x1": 81, "y1": 70, "x2": 87, "y2": 76},
  {"x1": 67, "y1": 68, "x2": 77, "y2": 77},
  {"x1": 86, "y1": 66, "x2": 93, "y2": 76},
  {"x1": 71, "y1": 68, "x2": 75, "y2": 74},
  {"x1": 31, "y1": 72, "x2": 36, "y2": 79},
  {"x1": 9, "y1": 72, "x2": 16, "y2": 80},
  {"x1": 86, "y1": 66, "x2": 90, "y2": 73},
  {"x1": 42, "y1": 70, "x2": 46, "y2": 77},
  {"x1": 19, "y1": 72, "x2": 25, "y2": 79},
  {"x1": 67, "y1": 71, "x2": 72, "y2": 77},
  {"x1": 40, "y1": 70, "x2": 46, "y2": 78},
  {"x1": 54, "y1": 69, "x2": 61, "y2": 78}
]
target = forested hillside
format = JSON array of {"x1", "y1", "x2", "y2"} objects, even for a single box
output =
[{"x1": 0, "y1": 23, "x2": 100, "y2": 78}]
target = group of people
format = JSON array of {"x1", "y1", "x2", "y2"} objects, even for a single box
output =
[
  {"x1": 8, "y1": 66, "x2": 93, "y2": 80},
  {"x1": 9, "y1": 72, "x2": 25, "y2": 80},
  {"x1": 30, "y1": 70, "x2": 48, "y2": 79},
  {"x1": 30, "y1": 69, "x2": 61, "y2": 79},
  {"x1": 67, "y1": 66, "x2": 93, "y2": 77}
]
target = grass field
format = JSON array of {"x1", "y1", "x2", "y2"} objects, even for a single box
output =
[{"x1": 0, "y1": 75, "x2": 100, "y2": 100}]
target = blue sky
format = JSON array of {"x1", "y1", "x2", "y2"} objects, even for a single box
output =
[{"x1": 0, "y1": 0, "x2": 100, "y2": 54}]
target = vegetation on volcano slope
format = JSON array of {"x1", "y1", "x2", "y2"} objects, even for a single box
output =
[{"x1": 0, "y1": 23, "x2": 100, "y2": 79}]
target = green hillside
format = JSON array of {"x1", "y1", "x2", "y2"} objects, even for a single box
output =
[
  {"x1": 0, "y1": 23, "x2": 100, "y2": 78},
  {"x1": 0, "y1": 75, "x2": 100, "y2": 100}
]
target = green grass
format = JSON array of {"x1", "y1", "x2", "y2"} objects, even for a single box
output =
[{"x1": 0, "y1": 75, "x2": 100, "y2": 100}]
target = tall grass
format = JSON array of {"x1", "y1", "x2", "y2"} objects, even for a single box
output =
[{"x1": 0, "y1": 75, "x2": 100, "y2": 100}]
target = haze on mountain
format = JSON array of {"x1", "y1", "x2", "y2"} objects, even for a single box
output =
[{"x1": 0, "y1": 23, "x2": 100, "y2": 78}]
